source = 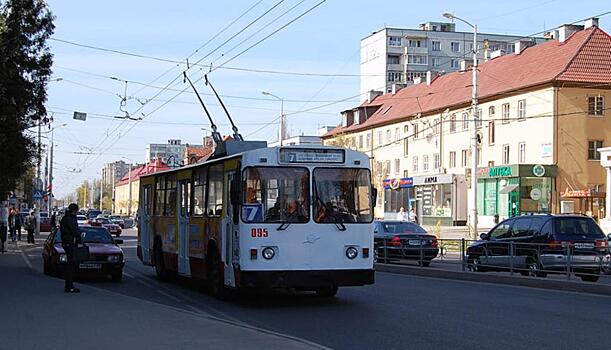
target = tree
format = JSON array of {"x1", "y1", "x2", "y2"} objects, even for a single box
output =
[{"x1": 0, "y1": 0, "x2": 55, "y2": 198}]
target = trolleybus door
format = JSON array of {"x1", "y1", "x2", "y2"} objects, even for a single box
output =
[
  {"x1": 223, "y1": 170, "x2": 238, "y2": 287},
  {"x1": 177, "y1": 180, "x2": 191, "y2": 277},
  {"x1": 140, "y1": 185, "x2": 152, "y2": 264}
]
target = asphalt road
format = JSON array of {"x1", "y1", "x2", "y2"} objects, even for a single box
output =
[{"x1": 23, "y1": 229, "x2": 611, "y2": 350}]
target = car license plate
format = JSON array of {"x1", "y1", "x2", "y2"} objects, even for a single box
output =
[
  {"x1": 574, "y1": 243, "x2": 594, "y2": 249},
  {"x1": 79, "y1": 263, "x2": 102, "y2": 269},
  {"x1": 408, "y1": 239, "x2": 421, "y2": 246}
]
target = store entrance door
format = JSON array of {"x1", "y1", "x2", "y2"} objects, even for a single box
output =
[{"x1": 508, "y1": 191, "x2": 520, "y2": 217}]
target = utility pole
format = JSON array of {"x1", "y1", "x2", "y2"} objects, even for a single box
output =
[
  {"x1": 111, "y1": 166, "x2": 115, "y2": 214},
  {"x1": 35, "y1": 118, "x2": 42, "y2": 235},
  {"x1": 48, "y1": 127, "x2": 54, "y2": 212},
  {"x1": 261, "y1": 91, "x2": 285, "y2": 146},
  {"x1": 99, "y1": 178, "x2": 103, "y2": 211},
  {"x1": 127, "y1": 164, "x2": 133, "y2": 216}
]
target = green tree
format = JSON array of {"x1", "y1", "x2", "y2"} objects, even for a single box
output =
[{"x1": 0, "y1": 0, "x2": 55, "y2": 198}]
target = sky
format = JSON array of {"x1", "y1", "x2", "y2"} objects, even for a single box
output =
[{"x1": 44, "y1": 0, "x2": 611, "y2": 198}]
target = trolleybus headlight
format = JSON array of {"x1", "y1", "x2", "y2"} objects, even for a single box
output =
[
  {"x1": 346, "y1": 247, "x2": 358, "y2": 259},
  {"x1": 262, "y1": 247, "x2": 275, "y2": 260}
]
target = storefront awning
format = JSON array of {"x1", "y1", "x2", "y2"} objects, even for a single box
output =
[{"x1": 498, "y1": 184, "x2": 519, "y2": 194}]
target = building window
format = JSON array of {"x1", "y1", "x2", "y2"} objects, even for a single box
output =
[
  {"x1": 413, "y1": 123, "x2": 419, "y2": 139},
  {"x1": 358, "y1": 135, "x2": 364, "y2": 149},
  {"x1": 395, "y1": 127, "x2": 400, "y2": 142},
  {"x1": 461, "y1": 149, "x2": 469, "y2": 167},
  {"x1": 431, "y1": 57, "x2": 440, "y2": 67},
  {"x1": 407, "y1": 71, "x2": 427, "y2": 82},
  {"x1": 377, "y1": 131, "x2": 383, "y2": 146},
  {"x1": 588, "y1": 95, "x2": 604, "y2": 116},
  {"x1": 388, "y1": 36, "x2": 402, "y2": 47},
  {"x1": 407, "y1": 55, "x2": 428, "y2": 65},
  {"x1": 432, "y1": 41, "x2": 441, "y2": 51},
  {"x1": 488, "y1": 120, "x2": 495, "y2": 145},
  {"x1": 588, "y1": 140, "x2": 603, "y2": 160},
  {"x1": 394, "y1": 159, "x2": 400, "y2": 175},
  {"x1": 462, "y1": 112, "x2": 469, "y2": 130},
  {"x1": 489, "y1": 106, "x2": 495, "y2": 120},
  {"x1": 433, "y1": 118, "x2": 440, "y2": 135},
  {"x1": 450, "y1": 59, "x2": 459, "y2": 69},
  {"x1": 450, "y1": 42, "x2": 460, "y2": 52},
  {"x1": 387, "y1": 54, "x2": 400, "y2": 65},
  {"x1": 387, "y1": 71, "x2": 402, "y2": 82},
  {"x1": 502, "y1": 103, "x2": 510, "y2": 124},
  {"x1": 475, "y1": 108, "x2": 482, "y2": 129},
  {"x1": 450, "y1": 114, "x2": 457, "y2": 133},
  {"x1": 403, "y1": 137, "x2": 409, "y2": 157},
  {"x1": 403, "y1": 170, "x2": 409, "y2": 178},
  {"x1": 502, "y1": 144, "x2": 510, "y2": 164},
  {"x1": 409, "y1": 39, "x2": 425, "y2": 48},
  {"x1": 518, "y1": 142, "x2": 526, "y2": 163},
  {"x1": 518, "y1": 99, "x2": 526, "y2": 120},
  {"x1": 376, "y1": 161, "x2": 382, "y2": 176},
  {"x1": 412, "y1": 156, "x2": 418, "y2": 172},
  {"x1": 449, "y1": 151, "x2": 456, "y2": 168},
  {"x1": 386, "y1": 129, "x2": 391, "y2": 144},
  {"x1": 423, "y1": 155, "x2": 429, "y2": 171},
  {"x1": 433, "y1": 153, "x2": 440, "y2": 169},
  {"x1": 384, "y1": 160, "x2": 391, "y2": 176},
  {"x1": 366, "y1": 134, "x2": 371, "y2": 149}
]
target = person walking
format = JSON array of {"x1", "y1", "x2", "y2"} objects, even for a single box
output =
[
  {"x1": 14, "y1": 208, "x2": 22, "y2": 241},
  {"x1": 396, "y1": 207, "x2": 408, "y2": 221},
  {"x1": 409, "y1": 208, "x2": 418, "y2": 224},
  {"x1": 50, "y1": 211, "x2": 57, "y2": 231},
  {"x1": 60, "y1": 203, "x2": 82, "y2": 293},
  {"x1": 25, "y1": 211, "x2": 36, "y2": 244},
  {"x1": 8, "y1": 208, "x2": 17, "y2": 241},
  {"x1": 0, "y1": 202, "x2": 8, "y2": 253}
]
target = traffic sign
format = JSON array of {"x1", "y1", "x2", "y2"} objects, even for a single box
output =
[
  {"x1": 73, "y1": 111, "x2": 87, "y2": 121},
  {"x1": 33, "y1": 189, "x2": 44, "y2": 200}
]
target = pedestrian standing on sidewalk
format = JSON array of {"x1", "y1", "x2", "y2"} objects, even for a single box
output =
[
  {"x1": 0, "y1": 202, "x2": 8, "y2": 253},
  {"x1": 50, "y1": 211, "x2": 57, "y2": 231},
  {"x1": 396, "y1": 207, "x2": 408, "y2": 221},
  {"x1": 60, "y1": 203, "x2": 82, "y2": 293},
  {"x1": 8, "y1": 207, "x2": 17, "y2": 241},
  {"x1": 25, "y1": 211, "x2": 36, "y2": 244},
  {"x1": 409, "y1": 208, "x2": 418, "y2": 225},
  {"x1": 14, "y1": 208, "x2": 22, "y2": 241}
]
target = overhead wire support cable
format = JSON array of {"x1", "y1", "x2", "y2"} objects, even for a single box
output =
[{"x1": 204, "y1": 74, "x2": 243, "y2": 141}]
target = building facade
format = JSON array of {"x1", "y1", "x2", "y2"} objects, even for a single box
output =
[
  {"x1": 101, "y1": 161, "x2": 130, "y2": 188},
  {"x1": 114, "y1": 159, "x2": 170, "y2": 215},
  {"x1": 360, "y1": 21, "x2": 546, "y2": 100},
  {"x1": 326, "y1": 21, "x2": 610, "y2": 227},
  {"x1": 145, "y1": 139, "x2": 185, "y2": 168}
]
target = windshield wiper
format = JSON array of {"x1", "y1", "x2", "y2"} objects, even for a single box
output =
[{"x1": 313, "y1": 183, "x2": 346, "y2": 232}]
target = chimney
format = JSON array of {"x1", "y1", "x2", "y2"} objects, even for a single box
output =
[
  {"x1": 367, "y1": 90, "x2": 383, "y2": 103},
  {"x1": 413, "y1": 77, "x2": 422, "y2": 84},
  {"x1": 425, "y1": 71, "x2": 440, "y2": 85},
  {"x1": 391, "y1": 83, "x2": 398, "y2": 95},
  {"x1": 460, "y1": 60, "x2": 469, "y2": 72},
  {"x1": 483, "y1": 48, "x2": 490, "y2": 62},
  {"x1": 558, "y1": 24, "x2": 584, "y2": 43},
  {"x1": 490, "y1": 49, "x2": 506, "y2": 59},
  {"x1": 585, "y1": 17, "x2": 599, "y2": 29},
  {"x1": 514, "y1": 39, "x2": 535, "y2": 54}
]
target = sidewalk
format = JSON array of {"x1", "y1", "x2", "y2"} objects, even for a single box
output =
[{"x1": 0, "y1": 243, "x2": 326, "y2": 350}]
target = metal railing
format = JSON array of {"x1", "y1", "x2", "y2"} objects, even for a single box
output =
[{"x1": 376, "y1": 238, "x2": 611, "y2": 282}]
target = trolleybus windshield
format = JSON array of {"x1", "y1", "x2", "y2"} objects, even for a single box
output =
[
  {"x1": 313, "y1": 168, "x2": 373, "y2": 224},
  {"x1": 242, "y1": 167, "x2": 310, "y2": 223}
]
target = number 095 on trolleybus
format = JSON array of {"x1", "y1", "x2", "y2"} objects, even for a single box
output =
[{"x1": 137, "y1": 142, "x2": 375, "y2": 298}]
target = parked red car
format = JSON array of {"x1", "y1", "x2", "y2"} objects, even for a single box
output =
[
  {"x1": 42, "y1": 226, "x2": 125, "y2": 281},
  {"x1": 90, "y1": 217, "x2": 122, "y2": 236}
]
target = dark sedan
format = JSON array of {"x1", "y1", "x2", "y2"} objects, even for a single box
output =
[
  {"x1": 42, "y1": 226, "x2": 125, "y2": 282},
  {"x1": 374, "y1": 220, "x2": 439, "y2": 266},
  {"x1": 90, "y1": 217, "x2": 122, "y2": 236}
]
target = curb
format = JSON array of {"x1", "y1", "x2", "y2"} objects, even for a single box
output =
[{"x1": 375, "y1": 263, "x2": 611, "y2": 297}]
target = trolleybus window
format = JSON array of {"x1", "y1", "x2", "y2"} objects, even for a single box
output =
[
  {"x1": 154, "y1": 175, "x2": 166, "y2": 215},
  {"x1": 242, "y1": 167, "x2": 309, "y2": 223},
  {"x1": 313, "y1": 168, "x2": 373, "y2": 224},
  {"x1": 207, "y1": 164, "x2": 223, "y2": 216},
  {"x1": 192, "y1": 168, "x2": 207, "y2": 215},
  {"x1": 166, "y1": 175, "x2": 177, "y2": 217}
]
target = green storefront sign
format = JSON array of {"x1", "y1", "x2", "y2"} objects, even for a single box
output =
[
  {"x1": 478, "y1": 164, "x2": 557, "y2": 179},
  {"x1": 488, "y1": 166, "x2": 512, "y2": 177}
]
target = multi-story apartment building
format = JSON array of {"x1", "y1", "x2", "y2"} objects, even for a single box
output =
[
  {"x1": 145, "y1": 139, "x2": 185, "y2": 168},
  {"x1": 101, "y1": 161, "x2": 130, "y2": 188},
  {"x1": 360, "y1": 21, "x2": 546, "y2": 100},
  {"x1": 326, "y1": 20, "x2": 610, "y2": 227}
]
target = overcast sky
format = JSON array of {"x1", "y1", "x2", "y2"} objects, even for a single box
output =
[{"x1": 45, "y1": 0, "x2": 611, "y2": 198}]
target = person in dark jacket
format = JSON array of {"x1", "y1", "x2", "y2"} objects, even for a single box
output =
[
  {"x1": 25, "y1": 211, "x2": 36, "y2": 244},
  {"x1": 60, "y1": 203, "x2": 83, "y2": 293},
  {"x1": 50, "y1": 212, "x2": 57, "y2": 231}
]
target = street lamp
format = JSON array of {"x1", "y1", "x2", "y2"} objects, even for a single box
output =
[
  {"x1": 444, "y1": 12, "x2": 479, "y2": 238},
  {"x1": 261, "y1": 91, "x2": 285, "y2": 146}
]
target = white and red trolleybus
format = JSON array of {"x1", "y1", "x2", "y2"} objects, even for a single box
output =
[{"x1": 137, "y1": 141, "x2": 375, "y2": 298}]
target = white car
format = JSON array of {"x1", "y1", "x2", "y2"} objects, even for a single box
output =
[{"x1": 77, "y1": 215, "x2": 88, "y2": 226}]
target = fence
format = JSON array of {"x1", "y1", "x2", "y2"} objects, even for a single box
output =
[{"x1": 377, "y1": 237, "x2": 611, "y2": 282}]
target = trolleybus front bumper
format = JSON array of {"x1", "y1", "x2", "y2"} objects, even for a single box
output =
[{"x1": 240, "y1": 269, "x2": 375, "y2": 289}]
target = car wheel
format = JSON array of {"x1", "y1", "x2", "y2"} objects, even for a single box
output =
[
  {"x1": 315, "y1": 285, "x2": 338, "y2": 297},
  {"x1": 467, "y1": 255, "x2": 482, "y2": 272},
  {"x1": 578, "y1": 274, "x2": 600, "y2": 282},
  {"x1": 419, "y1": 260, "x2": 431, "y2": 267},
  {"x1": 206, "y1": 250, "x2": 230, "y2": 300},
  {"x1": 527, "y1": 259, "x2": 547, "y2": 278},
  {"x1": 154, "y1": 245, "x2": 170, "y2": 282},
  {"x1": 111, "y1": 271, "x2": 123, "y2": 282}
]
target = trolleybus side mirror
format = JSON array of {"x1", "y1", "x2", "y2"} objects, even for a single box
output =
[{"x1": 371, "y1": 187, "x2": 378, "y2": 208}]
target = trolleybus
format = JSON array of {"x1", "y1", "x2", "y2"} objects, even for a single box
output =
[{"x1": 137, "y1": 141, "x2": 375, "y2": 298}]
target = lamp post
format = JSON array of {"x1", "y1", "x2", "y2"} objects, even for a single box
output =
[
  {"x1": 48, "y1": 123, "x2": 67, "y2": 213},
  {"x1": 443, "y1": 12, "x2": 479, "y2": 238},
  {"x1": 261, "y1": 91, "x2": 285, "y2": 146}
]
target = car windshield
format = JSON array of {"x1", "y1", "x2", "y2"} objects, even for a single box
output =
[
  {"x1": 242, "y1": 167, "x2": 310, "y2": 223},
  {"x1": 313, "y1": 168, "x2": 372, "y2": 224},
  {"x1": 110, "y1": 216, "x2": 121, "y2": 220},
  {"x1": 77, "y1": 215, "x2": 86, "y2": 221},
  {"x1": 87, "y1": 211, "x2": 101, "y2": 218},
  {"x1": 554, "y1": 217, "x2": 605, "y2": 239},
  {"x1": 381, "y1": 222, "x2": 427, "y2": 234},
  {"x1": 81, "y1": 227, "x2": 113, "y2": 243},
  {"x1": 95, "y1": 218, "x2": 111, "y2": 224}
]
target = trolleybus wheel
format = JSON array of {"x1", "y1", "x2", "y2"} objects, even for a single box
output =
[
  {"x1": 154, "y1": 244, "x2": 170, "y2": 282},
  {"x1": 315, "y1": 285, "x2": 338, "y2": 297},
  {"x1": 207, "y1": 250, "x2": 230, "y2": 300}
]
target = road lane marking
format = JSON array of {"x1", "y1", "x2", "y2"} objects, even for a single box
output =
[{"x1": 19, "y1": 250, "x2": 33, "y2": 269}]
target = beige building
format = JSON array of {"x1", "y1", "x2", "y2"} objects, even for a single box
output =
[
  {"x1": 324, "y1": 21, "x2": 611, "y2": 226},
  {"x1": 114, "y1": 159, "x2": 170, "y2": 216}
]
